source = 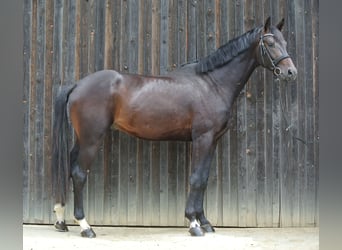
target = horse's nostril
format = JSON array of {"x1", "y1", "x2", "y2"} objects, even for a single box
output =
[{"x1": 288, "y1": 69, "x2": 293, "y2": 75}]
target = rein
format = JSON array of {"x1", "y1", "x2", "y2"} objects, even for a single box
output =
[
  {"x1": 259, "y1": 33, "x2": 290, "y2": 76},
  {"x1": 275, "y1": 78, "x2": 308, "y2": 146}
]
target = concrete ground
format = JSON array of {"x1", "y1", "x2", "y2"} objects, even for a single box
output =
[{"x1": 23, "y1": 225, "x2": 318, "y2": 250}]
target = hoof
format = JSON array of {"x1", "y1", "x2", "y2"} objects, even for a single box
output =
[
  {"x1": 201, "y1": 223, "x2": 215, "y2": 233},
  {"x1": 81, "y1": 228, "x2": 96, "y2": 238},
  {"x1": 54, "y1": 221, "x2": 69, "y2": 232},
  {"x1": 189, "y1": 226, "x2": 205, "y2": 236}
]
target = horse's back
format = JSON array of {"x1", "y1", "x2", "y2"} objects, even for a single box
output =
[{"x1": 71, "y1": 70, "x2": 122, "y2": 97}]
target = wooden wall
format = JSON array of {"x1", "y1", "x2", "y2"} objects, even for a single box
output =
[{"x1": 23, "y1": 0, "x2": 319, "y2": 227}]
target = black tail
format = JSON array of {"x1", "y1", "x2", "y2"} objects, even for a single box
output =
[{"x1": 51, "y1": 84, "x2": 77, "y2": 205}]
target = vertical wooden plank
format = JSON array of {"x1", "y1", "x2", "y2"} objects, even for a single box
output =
[
  {"x1": 63, "y1": 0, "x2": 76, "y2": 83},
  {"x1": 303, "y1": 0, "x2": 315, "y2": 225},
  {"x1": 160, "y1": 0, "x2": 169, "y2": 74},
  {"x1": 95, "y1": 0, "x2": 106, "y2": 72},
  {"x1": 118, "y1": 132, "x2": 129, "y2": 226},
  {"x1": 79, "y1": 0, "x2": 89, "y2": 79},
  {"x1": 177, "y1": 0, "x2": 187, "y2": 64},
  {"x1": 186, "y1": 0, "x2": 197, "y2": 61},
  {"x1": 104, "y1": 0, "x2": 113, "y2": 70},
  {"x1": 303, "y1": 0, "x2": 318, "y2": 227},
  {"x1": 176, "y1": 142, "x2": 188, "y2": 226},
  {"x1": 159, "y1": 142, "x2": 169, "y2": 226},
  {"x1": 142, "y1": 0, "x2": 152, "y2": 75},
  {"x1": 244, "y1": 0, "x2": 257, "y2": 227},
  {"x1": 23, "y1": 0, "x2": 32, "y2": 223},
  {"x1": 295, "y1": 0, "x2": 306, "y2": 227},
  {"x1": 137, "y1": 0, "x2": 145, "y2": 74},
  {"x1": 28, "y1": 0, "x2": 37, "y2": 223},
  {"x1": 312, "y1": 0, "x2": 319, "y2": 226},
  {"x1": 43, "y1": 0, "x2": 55, "y2": 223},
  {"x1": 142, "y1": 138, "x2": 153, "y2": 226},
  {"x1": 87, "y1": 0, "x2": 96, "y2": 74},
  {"x1": 33, "y1": 0, "x2": 46, "y2": 223},
  {"x1": 167, "y1": 142, "x2": 178, "y2": 225},
  {"x1": 147, "y1": 141, "x2": 159, "y2": 226},
  {"x1": 74, "y1": 0, "x2": 81, "y2": 80},
  {"x1": 151, "y1": 0, "x2": 160, "y2": 75},
  {"x1": 196, "y1": 0, "x2": 206, "y2": 58},
  {"x1": 27, "y1": 0, "x2": 42, "y2": 223},
  {"x1": 102, "y1": 129, "x2": 112, "y2": 225}
]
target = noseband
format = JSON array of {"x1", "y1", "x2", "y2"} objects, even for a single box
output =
[{"x1": 259, "y1": 33, "x2": 290, "y2": 76}]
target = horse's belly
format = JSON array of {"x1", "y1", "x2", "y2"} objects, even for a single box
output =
[{"x1": 113, "y1": 109, "x2": 192, "y2": 141}]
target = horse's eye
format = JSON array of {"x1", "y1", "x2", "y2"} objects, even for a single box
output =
[{"x1": 268, "y1": 42, "x2": 275, "y2": 47}]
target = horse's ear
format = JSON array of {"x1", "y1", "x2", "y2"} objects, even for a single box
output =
[
  {"x1": 277, "y1": 18, "x2": 285, "y2": 31},
  {"x1": 264, "y1": 17, "x2": 271, "y2": 32}
]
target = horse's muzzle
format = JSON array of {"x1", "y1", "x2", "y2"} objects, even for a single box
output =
[{"x1": 277, "y1": 66, "x2": 297, "y2": 81}]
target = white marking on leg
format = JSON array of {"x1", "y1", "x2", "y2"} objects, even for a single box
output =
[
  {"x1": 190, "y1": 219, "x2": 201, "y2": 228},
  {"x1": 54, "y1": 203, "x2": 65, "y2": 223},
  {"x1": 76, "y1": 218, "x2": 91, "y2": 231}
]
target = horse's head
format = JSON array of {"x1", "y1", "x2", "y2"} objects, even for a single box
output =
[{"x1": 256, "y1": 17, "x2": 297, "y2": 81}]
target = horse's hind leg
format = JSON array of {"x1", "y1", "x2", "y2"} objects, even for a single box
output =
[{"x1": 71, "y1": 138, "x2": 104, "y2": 238}]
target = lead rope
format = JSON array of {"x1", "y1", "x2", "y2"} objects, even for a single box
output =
[{"x1": 275, "y1": 78, "x2": 308, "y2": 146}]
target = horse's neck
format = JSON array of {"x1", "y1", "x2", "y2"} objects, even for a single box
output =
[{"x1": 207, "y1": 47, "x2": 259, "y2": 101}]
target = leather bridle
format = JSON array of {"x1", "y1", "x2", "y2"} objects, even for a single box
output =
[{"x1": 259, "y1": 33, "x2": 290, "y2": 76}]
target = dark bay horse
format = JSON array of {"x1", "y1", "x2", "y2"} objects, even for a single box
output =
[{"x1": 52, "y1": 17, "x2": 297, "y2": 237}]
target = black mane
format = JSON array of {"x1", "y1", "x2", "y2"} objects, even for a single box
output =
[{"x1": 195, "y1": 26, "x2": 262, "y2": 73}]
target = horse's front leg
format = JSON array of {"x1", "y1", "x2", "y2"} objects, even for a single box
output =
[{"x1": 185, "y1": 131, "x2": 217, "y2": 236}]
